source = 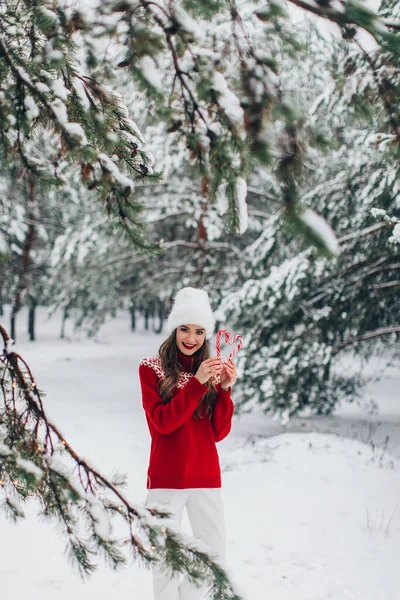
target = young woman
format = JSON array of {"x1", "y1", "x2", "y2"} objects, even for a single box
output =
[{"x1": 139, "y1": 286, "x2": 237, "y2": 600}]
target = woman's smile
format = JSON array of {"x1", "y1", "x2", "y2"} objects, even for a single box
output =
[{"x1": 182, "y1": 342, "x2": 196, "y2": 350}]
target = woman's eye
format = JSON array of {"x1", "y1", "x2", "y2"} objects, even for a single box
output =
[{"x1": 180, "y1": 327, "x2": 203, "y2": 334}]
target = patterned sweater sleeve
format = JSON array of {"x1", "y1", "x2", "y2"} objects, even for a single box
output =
[
  {"x1": 139, "y1": 362, "x2": 208, "y2": 434},
  {"x1": 211, "y1": 384, "x2": 235, "y2": 442}
]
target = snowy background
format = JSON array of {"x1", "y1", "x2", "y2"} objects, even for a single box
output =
[{"x1": 1, "y1": 306, "x2": 399, "y2": 600}]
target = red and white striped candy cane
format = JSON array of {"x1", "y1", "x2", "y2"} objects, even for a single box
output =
[
  {"x1": 227, "y1": 335, "x2": 243, "y2": 361},
  {"x1": 216, "y1": 329, "x2": 229, "y2": 359},
  {"x1": 214, "y1": 329, "x2": 243, "y2": 383},
  {"x1": 215, "y1": 328, "x2": 243, "y2": 380}
]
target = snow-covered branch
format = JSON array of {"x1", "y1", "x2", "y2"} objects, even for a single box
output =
[{"x1": 0, "y1": 324, "x2": 241, "y2": 597}]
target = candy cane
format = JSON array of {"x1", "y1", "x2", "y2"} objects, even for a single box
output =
[
  {"x1": 227, "y1": 335, "x2": 243, "y2": 361},
  {"x1": 216, "y1": 329, "x2": 243, "y2": 362},
  {"x1": 216, "y1": 329, "x2": 229, "y2": 358},
  {"x1": 214, "y1": 329, "x2": 243, "y2": 384}
]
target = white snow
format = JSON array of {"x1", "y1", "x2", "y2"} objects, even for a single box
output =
[
  {"x1": 63, "y1": 123, "x2": 88, "y2": 146},
  {"x1": 35, "y1": 82, "x2": 50, "y2": 94},
  {"x1": 139, "y1": 56, "x2": 164, "y2": 92},
  {"x1": 370, "y1": 209, "x2": 400, "y2": 244},
  {"x1": 216, "y1": 182, "x2": 228, "y2": 216},
  {"x1": 46, "y1": 50, "x2": 64, "y2": 62},
  {"x1": 235, "y1": 177, "x2": 248, "y2": 234},
  {"x1": 97, "y1": 153, "x2": 135, "y2": 191},
  {"x1": 24, "y1": 96, "x2": 39, "y2": 122},
  {"x1": 211, "y1": 72, "x2": 245, "y2": 127},
  {"x1": 15, "y1": 458, "x2": 43, "y2": 481},
  {"x1": 0, "y1": 306, "x2": 399, "y2": 600},
  {"x1": 87, "y1": 500, "x2": 112, "y2": 541},
  {"x1": 5, "y1": 495, "x2": 25, "y2": 518},
  {"x1": 50, "y1": 98, "x2": 68, "y2": 124},
  {"x1": 0, "y1": 442, "x2": 13, "y2": 457},
  {"x1": 389, "y1": 223, "x2": 400, "y2": 245},
  {"x1": 370, "y1": 207, "x2": 387, "y2": 219},
  {"x1": 52, "y1": 78, "x2": 70, "y2": 101},
  {"x1": 169, "y1": 3, "x2": 199, "y2": 41},
  {"x1": 106, "y1": 132, "x2": 119, "y2": 143},
  {"x1": 16, "y1": 66, "x2": 31, "y2": 84},
  {"x1": 300, "y1": 208, "x2": 340, "y2": 256}
]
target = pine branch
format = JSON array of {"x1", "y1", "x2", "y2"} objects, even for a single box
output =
[
  {"x1": 0, "y1": 10, "x2": 160, "y2": 251},
  {"x1": 304, "y1": 254, "x2": 400, "y2": 308},
  {"x1": 353, "y1": 39, "x2": 400, "y2": 145},
  {"x1": 0, "y1": 325, "x2": 241, "y2": 598},
  {"x1": 332, "y1": 326, "x2": 400, "y2": 352},
  {"x1": 285, "y1": 0, "x2": 400, "y2": 42},
  {"x1": 119, "y1": 265, "x2": 197, "y2": 287},
  {"x1": 338, "y1": 222, "x2": 389, "y2": 244},
  {"x1": 371, "y1": 280, "x2": 400, "y2": 290}
]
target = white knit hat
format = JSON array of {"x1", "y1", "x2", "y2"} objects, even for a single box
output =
[{"x1": 167, "y1": 287, "x2": 215, "y2": 339}]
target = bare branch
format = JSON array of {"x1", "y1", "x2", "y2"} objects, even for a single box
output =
[{"x1": 332, "y1": 326, "x2": 400, "y2": 353}]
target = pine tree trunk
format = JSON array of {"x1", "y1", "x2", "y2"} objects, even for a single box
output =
[
  {"x1": 153, "y1": 298, "x2": 164, "y2": 334},
  {"x1": 130, "y1": 300, "x2": 136, "y2": 331},
  {"x1": 195, "y1": 196, "x2": 208, "y2": 287},
  {"x1": 144, "y1": 305, "x2": 150, "y2": 330},
  {"x1": 10, "y1": 298, "x2": 21, "y2": 343},
  {"x1": 10, "y1": 176, "x2": 36, "y2": 344},
  {"x1": 144, "y1": 301, "x2": 155, "y2": 331},
  {"x1": 10, "y1": 314, "x2": 16, "y2": 342},
  {"x1": 28, "y1": 299, "x2": 36, "y2": 342},
  {"x1": 60, "y1": 308, "x2": 69, "y2": 339}
]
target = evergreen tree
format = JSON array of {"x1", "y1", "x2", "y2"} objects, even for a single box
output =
[
  {"x1": 217, "y1": 5, "x2": 400, "y2": 421},
  {"x1": 2, "y1": 0, "x2": 399, "y2": 249}
]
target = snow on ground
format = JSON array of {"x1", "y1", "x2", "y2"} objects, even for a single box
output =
[{"x1": 1, "y1": 306, "x2": 399, "y2": 600}]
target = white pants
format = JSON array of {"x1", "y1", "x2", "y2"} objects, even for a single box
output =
[{"x1": 145, "y1": 487, "x2": 226, "y2": 600}]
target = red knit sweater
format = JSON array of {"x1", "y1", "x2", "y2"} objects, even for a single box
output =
[{"x1": 139, "y1": 348, "x2": 234, "y2": 489}]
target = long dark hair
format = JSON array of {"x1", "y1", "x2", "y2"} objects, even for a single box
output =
[{"x1": 157, "y1": 329, "x2": 218, "y2": 419}]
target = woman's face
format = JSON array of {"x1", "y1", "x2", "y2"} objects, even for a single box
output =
[{"x1": 176, "y1": 324, "x2": 206, "y2": 355}]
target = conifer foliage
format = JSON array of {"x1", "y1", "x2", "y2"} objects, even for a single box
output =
[
  {"x1": 217, "y1": 1, "x2": 400, "y2": 421},
  {"x1": 0, "y1": 324, "x2": 241, "y2": 598},
  {"x1": 1, "y1": 0, "x2": 399, "y2": 246},
  {"x1": 0, "y1": 0, "x2": 160, "y2": 249}
]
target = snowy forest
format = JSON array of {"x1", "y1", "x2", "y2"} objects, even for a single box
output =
[{"x1": 0, "y1": 0, "x2": 399, "y2": 599}]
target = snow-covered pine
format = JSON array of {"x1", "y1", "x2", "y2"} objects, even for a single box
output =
[
  {"x1": 0, "y1": 0, "x2": 159, "y2": 249},
  {"x1": 3, "y1": 0, "x2": 397, "y2": 350},
  {"x1": 216, "y1": 8, "x2": 400, "y2": 420},
  {"x1": 2, "y1": 0, "x2": 396, "y2": 253}
]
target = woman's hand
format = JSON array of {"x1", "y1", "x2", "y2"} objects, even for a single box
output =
[
  {"x1": 220, "y1": 359, "x2": 237, "y2": 390},
  {"x1": 194, "y1": 357, "x2": 222, "y2": 385}
]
